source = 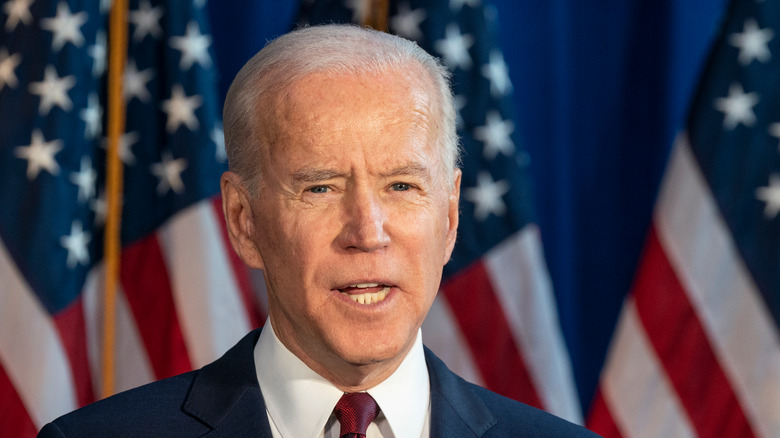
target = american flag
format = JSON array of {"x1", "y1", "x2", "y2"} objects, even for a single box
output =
[
  {"x1": 588, "y1": 0, "x2": 780, "y2": 436},
  {"x1": 299, "y1": 0, "x2": 583, "y2": 424},
  {"x1": 0, "y1": 0, "x2": 262, "y2": 435}
]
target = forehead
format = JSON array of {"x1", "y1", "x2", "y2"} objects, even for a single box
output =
[{"x1": 259, "y1": 66, "x2": 440, "y2": 167}]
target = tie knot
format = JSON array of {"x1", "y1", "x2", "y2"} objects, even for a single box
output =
[{"x1": 334, "y1": 392, "x2": 380, "y2": 438}]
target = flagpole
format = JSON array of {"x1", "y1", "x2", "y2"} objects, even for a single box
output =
[
  {"x1": 103, "y1": 0, "x2": 129, "y2": 399},
  {"x1": 364, "y1": 0, "x2": 389, "y2": 32}
]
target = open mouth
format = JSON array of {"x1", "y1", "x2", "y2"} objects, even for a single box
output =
[{"x1": 337, "y1": 282, "x2": 392, "y2": 305}]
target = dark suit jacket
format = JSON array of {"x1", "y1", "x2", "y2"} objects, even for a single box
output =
[{"x1": 38, "y1": 328, "x2": 599, "y2": 437}]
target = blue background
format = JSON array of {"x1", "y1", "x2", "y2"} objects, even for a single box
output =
[{"x1": 207, "y1": 0, "x2": 730, "y2": 413}]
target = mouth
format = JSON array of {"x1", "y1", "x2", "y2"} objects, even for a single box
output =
[{"x1": 337, "y1": 282, "x2": 392, "y2": 305}]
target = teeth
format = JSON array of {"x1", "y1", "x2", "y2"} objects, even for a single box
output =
[
  {"x1": 349, "y1": 283, "x2": 380, "y2": 288},
  {"x1": 341, "y1": 286, "x2": 391, "y2": 305}
]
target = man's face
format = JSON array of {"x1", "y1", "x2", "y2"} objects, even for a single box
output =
[{"x1": 244, "y1": 67, "x2": 460, "y2": 381}]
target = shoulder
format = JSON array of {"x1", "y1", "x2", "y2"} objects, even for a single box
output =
[{"x1": 38, "y1": 371, "x2": 205, "y2": 437}]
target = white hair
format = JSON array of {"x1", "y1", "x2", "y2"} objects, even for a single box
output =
[{"x1": 223, "y1": 24, "x2": 460, "y2": 195}]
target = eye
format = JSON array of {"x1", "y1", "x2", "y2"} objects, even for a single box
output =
[
  {"x1": 390, "y1": 182, "x2": 411, "y2": 192},
  {"x1": 308, "y1": 185, "x2": 330, "y2": 194}
]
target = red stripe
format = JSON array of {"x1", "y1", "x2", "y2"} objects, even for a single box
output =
[
  {"x1": 210, "y1": 196, "x2": 265, "y2": 327},
  {"x1": 121, "y1": 234, "x2": 192, "y2": 379},
  {"x1": 440, "y1": 260, "x2": 543, "y2": 407},
  {"x1": 585, "y1": 389, "x2": 623, "y2": 438},
  {"x1": 0, "y1": 360, "x2": 37, "y2": 438},
  {"x1": 634, "y1": 227, "x2": 755, "y2": 438},
  {"x1": 52, "y1": 296, "x2": 95, "y2": 407}
]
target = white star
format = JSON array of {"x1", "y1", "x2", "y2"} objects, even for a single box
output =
[
  {"x1": 212, "y1": 124, "x2": 226, "y2": 162},
  {"x1": 40, "y1": 2, "x2": 88, "y2": 51},
  {"x1": 465, "y1": 171, "x2": 510, "y2": 221},
  {"x1": 390, "y1": 3, "x2": 426, "y2": 41},
  {"x1": 194, "y1": 0, "x2": 207, "y2": 8},
  {"x1": 345, "y1": 0, "x2": 369, "y2": 24},
  {"x1": 482, "y1": 50, "x2": 512, "y2": 97},
  {"x1": 129, "y1": 0, "x2": 164, "y2": 42},
  {"x1": 450, "y1": 0, "x2": 481, "y2": 12},
  {"x1": 124, "y1": 59, "x2": 154, "y2": 102},
  {"x1": 756, "y1": 173, "x2": 780, "y2": 219},
  {"x1": 162, "y1": 84, "x2": 202, "y2": 133},
  {"x1": 80, "y1": 93, "x2": 102, "y2": 139},
  {"x1": 770, "y1": 122, "x2": 780, "y2": 153},
  {"x1": 29, "y1": 65, "x2": 76, "y2": 115},
  {"x1": 90, "y1": 190, "x2": 107, "y2": 226},
  {"x1": 14, "y1": 130, "x2": 63, "y2": 180},
  {"x1": 69, "y1": 156, "x2": 97, "y2": 203},
  {"x1": 434, "y1": 24, "x2": 473, "y2": 70},
  {"x1": 729, "y1": 18, "x2": 774, "y2": 65},
  {"x1": 150, "y1": 151, "x2": 188, "y2": 195},
  {"x1": 474, "y1": 111, "x2": 515, "y2": 159},
  {"x1": 169, "y1": 21, "x2": 212, "y2": 70},
  {"x1": 104, "y1": 131, "x2": 140, "y2": 165},
  {"x1": 0, "y1": 48, "x2": 22, "y2": 91},
  {"x1": 87, "y1": 30, "x2": 107, "y2": 77},
  {"x1": 100, "y1": 0, "x2": 111, "y2": 15},
  {"x1": 453, "y1": 95, "x2": 466, "y2": 127},
  {"x1": 3, "y1": 0, "x2": 33, "y2": 32},
  {"x1": 714, "y1": 83, "x2": 759, "y2": 129},
  {"x1": 60, "y1": 221, "x2": 91, "y2": 269}
]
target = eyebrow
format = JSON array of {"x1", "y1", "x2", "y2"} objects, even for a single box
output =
[
  {"x1": 381, "y1": 163, "x2": 432, "y2": 180},
  {"x1": 289, "y1": 163, "x2": 433, "y2": 188}
]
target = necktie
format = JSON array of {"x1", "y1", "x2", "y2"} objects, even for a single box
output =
[{"x1": 333, "y1": 392, "x2": 380, "y2": 438}]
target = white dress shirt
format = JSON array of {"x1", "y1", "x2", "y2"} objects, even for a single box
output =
[{"x1": 254, "y1": 320, "x2": 431, "y2": 438}]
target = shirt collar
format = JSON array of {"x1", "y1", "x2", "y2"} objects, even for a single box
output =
[{"x1": 254, "y1": 320, "x2": 430, "y2": 438}]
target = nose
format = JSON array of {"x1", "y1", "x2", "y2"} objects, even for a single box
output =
[{"x1": 338, "y1": 189, "x2": 390, "y2": 252}]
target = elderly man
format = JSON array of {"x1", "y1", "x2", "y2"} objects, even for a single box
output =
[{"x1": 38, "y1": 25, "x2": 597, "y2": 437}]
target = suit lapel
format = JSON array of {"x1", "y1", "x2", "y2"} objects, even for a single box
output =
[
  {"x1": 181, "y1": 328, "x2": 273, "y2": 437},
  {"x1": 426, "y1": 348, "x2": 497, "y2": 438}
]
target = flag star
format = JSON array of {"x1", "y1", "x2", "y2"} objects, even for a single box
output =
[
  {"x1": 755, "y1": 173, "x2": 780, "y2": 219},
  {"x1": 103, "y1": 131, "x2": 139, "y2": 165},
  {"x1": 169, "y1": 21, "x2": 212, "y2": 70},
  {"x1": 714, "y1": 83, "x2": 759, "y2": 130},
  {"x1": 60, "y1": 220, "x2": 91, "y2": 269},
  {"x1": 40, "y1": 2, "x2": 88, "y2": 51},
  {"x1": 770, "y1": 122, "x2": 780, "y2": 153},
  {"x1": 129, "y1": 0, "x2": 164, "y2": 42},
  {"x1": 14, "y1": 130, "x2": 63, "y2": 179},
  {"x1": 450, "y1": 0, "x2": 481, "y2": 12},
  {"x1": 151, "y1": 151, "x2": 188, "y2": 195},
  {"x1": 100, "y1": 0, "x2": 111, "y2": 14},
  {"x1": 124, "y1": 59, "x2": 154, "y2": 102},
  {"x1": 3, "y1": 0, "x2": 33, "y2": 32},
  {"x1": 212, "y1": 124, "x2": 226, "y2": 162},
  {"x1": 90, "y1": 190, "x2": 107, "y2": 226},
  {"x1": 482, "y1": 50, "x2": 512, "y2": 97},
  {"x1": 434, "y1": 24, "x2": 474, "y2": 70},
  {"x1": 345, "y1": 0, "x2": 369, "y2": 23},
  {"x1": 80, "y1": 93, "x2": 103, "y2": 139},
  {"x1": 69, "y1": 156, "x2": 97, "y2": 203},
  {"x1": 0, "y1": 48, "x2": 22, "y2": 91},
  {"x1": 29, "y1": 65, "x2": 76, "y2": 115},
  {"x1": 194, "y1": 0, "x2": 206, "y2": 8},
  {"x1": 390, "y1": 3, "x2": 426, "y2": 41},
  {"x1": 453, "y1": 95, "x2": 466, "y2": 127},
  {"x1": 87, "y1": 30, "x2": 107, "y2": 77},
  {"x1": 162, "y1": 84, "x2": 202, "y2": 133},
  {"x1": 729, "y1": 18, "x2": 774, "y2": 65},
  {"x1": 465, "y1": 171, "x2": 510, "y2": 221},
  {"x1": 474, "y1": 111, "x2": 515, "y2": 159}
]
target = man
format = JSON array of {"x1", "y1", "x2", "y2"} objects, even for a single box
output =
[{"x1": 39, "y1": 25, "x2": 598, "y2": 437}]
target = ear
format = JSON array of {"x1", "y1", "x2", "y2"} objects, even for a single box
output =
[
  {"x1": 220, "y1": 171, "x2": 266, "y2": 270},
  {"x1": 443, "y1": 168, "x2": 461, "y2": 262}
]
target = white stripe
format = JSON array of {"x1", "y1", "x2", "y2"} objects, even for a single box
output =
[
  {"x1": 82, "y1": 266, "x2": 155, "y2": 396},
  {"x1": 159, "y1": 200, "x2": 251, "y2": 368},
  {"x1": 422, "y1": 295, "x2": 485, "y2": 387},
  {"x1": 656, "y1": 134, "x2": 780, "y2": 438},
  {"x1": 602, "y1": 299, "x2": 696, "y2": 438},
  {"x1": 484, "y1": 226, "x2": 583, "y2": 423},
  {"x1": 0, "y1": 238, "x2": 77, "y2": 427}
]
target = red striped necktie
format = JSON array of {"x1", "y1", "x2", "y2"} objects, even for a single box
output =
[{"x1": 333, "y1": 392, "x2": 380, "y2": 438}]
